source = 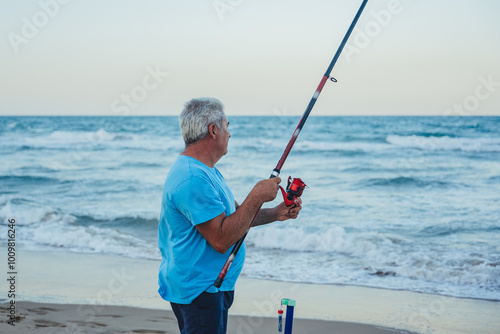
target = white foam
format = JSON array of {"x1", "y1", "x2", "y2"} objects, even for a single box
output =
[
  {"x1": 387, "y1": 135, "x2": 500, "y2": 152},
  {"x1": 48, "y1": 128, "x2": 117, "y2": 143},
  {"x1": 247, "y1": 225, "x2": 396, "y2": 256},
  {"x1": 0, "y1": 199, "x2": 159, "y2": 259},
  {"x1": 28, "y1": 220, "x2": 160, "y2": 259},
  {"x1": 4, "y1": 128, "x2": 184, "y2": 152},
  {"x1": 297, "y1": 140, "x2": 389, "y2": 153},
  {"x1": 0, "y1": 197, "x2": 72, "y2": 227},
  {"x1": 245, "y1": 224, "x2": 500, "y2": 300}
]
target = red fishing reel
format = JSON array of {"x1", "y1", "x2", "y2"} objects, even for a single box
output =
[{"x1": 279, "y1": 176, "x2": 307, "y2": 207}]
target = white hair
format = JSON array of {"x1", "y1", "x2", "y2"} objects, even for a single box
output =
[{"x1": 179, "y1": 97, "x2": 225, "y2": 145}]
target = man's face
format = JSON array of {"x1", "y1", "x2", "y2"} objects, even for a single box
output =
[{"x1": 217, "y1": 116, "x2": 231, "y2": 156}]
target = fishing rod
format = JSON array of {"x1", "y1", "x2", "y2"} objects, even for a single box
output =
[{"x1": 215, "y1": 0, "x2": 369, "y2": 288}]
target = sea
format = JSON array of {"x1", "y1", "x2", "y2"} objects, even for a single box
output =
[{"x1": 1, "y1": 116, "x2": 499, "y2": 301}]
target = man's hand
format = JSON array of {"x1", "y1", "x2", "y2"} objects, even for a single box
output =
[
  {"x1": 251, "y1": 177, "x2": 281, "y2": 203},
  {"x1": 273, "y1": 197, "x2": 302, "y2": 221}
]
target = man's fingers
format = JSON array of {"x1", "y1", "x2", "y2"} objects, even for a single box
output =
[{"x1": 272, "y1": 177, "x2": 282, "y2": 185}]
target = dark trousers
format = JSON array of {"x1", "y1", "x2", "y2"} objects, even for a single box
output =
[{"x1": 170, "y1": 291, "x2": 234, "y2": 334}]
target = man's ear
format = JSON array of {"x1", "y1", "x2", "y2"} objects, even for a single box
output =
[{"x1": 209, "y1": 124, "x2": 217, "y2": 139}]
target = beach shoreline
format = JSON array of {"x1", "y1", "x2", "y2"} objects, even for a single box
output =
[{"x1": 1, "y1": 249, "x2": 498, "y2": 333}]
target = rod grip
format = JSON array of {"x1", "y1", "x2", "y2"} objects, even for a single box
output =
[{"x1": 214, "y1": 277, "x2": 223, "y2": 288}]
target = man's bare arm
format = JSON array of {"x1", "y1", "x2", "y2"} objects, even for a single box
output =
[
  {"x1": 195, "y1": 178, "x2": 280, "y2": 253},
  {"x1": 252, "y1": 198, "x2": 302, "y2": 227}
]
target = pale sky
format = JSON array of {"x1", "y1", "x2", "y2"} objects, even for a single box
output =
[{"x1": 1, "y1": 0, "x2": 499, "y2": 116}]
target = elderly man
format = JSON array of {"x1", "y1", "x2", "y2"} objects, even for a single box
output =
[{"x1": 158, "y1": 97, "x2": 302, "y2": 334}]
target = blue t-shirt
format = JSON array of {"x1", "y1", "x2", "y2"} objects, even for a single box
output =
[{"x1": 158, "y1": 155, "x2": 246, "y2": 304}]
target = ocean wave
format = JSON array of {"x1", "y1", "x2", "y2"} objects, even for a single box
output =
[
  {"x1": 48, "y1": 128, "x2": 117, "y2": 143},
  {"x1": 230, "y1": 139, "x2": 390, "y2": 155},
  {"x1": 342, "y1": 166, "x2": 377, "y2": 173},
  {"x1": 27, "y1": 221, "x2": 160, "y2": 259},
  {"x1": 6, "y1": 128, "x2": 118, "y2": 150},
  {"x1": 418, "y1": 221, "x2": 500, "y2": 237},
  {"x1": 7, "y1": 122, "x2": 18, "y2": 129},
  {"x1": 246, "y1": 225, "x2": 393, "y2": 255},
  {"x1": 232, "y1": 136, "x2": 498, "y2": 155},
  {"x1": 4, "y1": 128, "x2": 184, "y2": 152},
  {"x1": 295, "y1": 140, "x2": 391, "y2": 153},
  {"x1": 229, "y1": 137, "x2": 393, "y2": 154},
  {"x1": 412, "y1": 132, "x2": 457, "y2": 138},
  {"x1": 67, "y1": 203, "x2": 160, "y2": 224},
  {"x1": 229, "y1": 138, "x2": 286, "y2": 151},
  {"x1": 489, "y1": 175, "x2": 500, "y2": 182},
  {"x1": 0, "y1": 175, "x2": 55, "y2": 182},
  {"x1": 0, "y1": 197, "x2": 74, "y2": 227},
  {"x1": 0, "y1": 175, "x2": 64, "y2": 189},
  {"x1": 360, "y1": 176, "x2": 452, "y2": 188},
  {"x1": 386, "y1": 135, "x2": 500, "y2": 152},
  {"x1": 75, "y1": 214, "x2": 158, "y2": 230},
  {"x1": 244, "y1": 225, "x2": 500, "y2": 299},
  {"x1": 0, "y1": 199, "x2": 159, "y2": 259},
  {"x1": 119, "y1": 161, "x2": 164, "y2": 168},
  {"x1": 0, "y1": 194, "x2": 160, "y2": 229},
  {"x1": 340, "y1": 134, "x2": 388, "y2": 143}
]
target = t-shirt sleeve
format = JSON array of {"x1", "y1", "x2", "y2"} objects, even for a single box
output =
[{"x1": 172, "y1": 175, "x2": 226, "y2": 226}]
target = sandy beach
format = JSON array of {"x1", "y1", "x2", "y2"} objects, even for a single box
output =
[
  {"x1": 1, "y1": 249, "x2": 499, "y2": 333},
  {"x1": 1, "y1": 301, "x2": 417, "y2": 334}
]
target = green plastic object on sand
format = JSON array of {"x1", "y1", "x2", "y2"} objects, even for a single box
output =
[{"x1": 281, "y1": 298, "x2": 296, "y2": 307}]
